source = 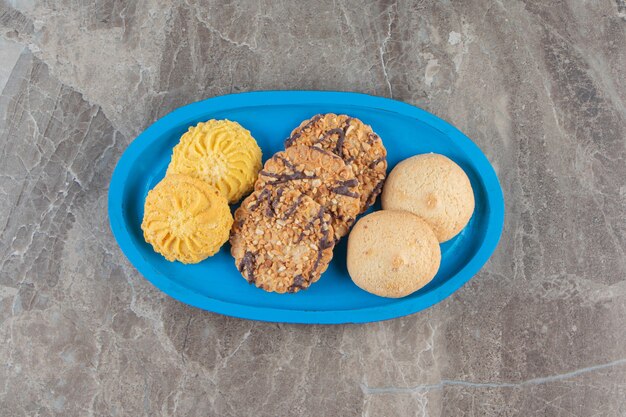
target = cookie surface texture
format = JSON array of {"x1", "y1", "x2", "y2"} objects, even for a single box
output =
[
  {"x1": 285, "y1": 114, "x2": 387, "y2": 212},
  {"x1": 381, "y1": 153, "x2": 475, "y2": 242},
  {"x1": 346, "y1": 210, "x2": 441, "y2": 298},
  {"x1": 167, "y1": 119, "x2": 262, "y2": 203},
  {"x1": 255, "y1": 145, "x2": 360, "y2": 239},
  {"x1": 230, "y1": 187, "x2": 335, "y2": 293},
  {"x1": 141, "y1": 174, "x2": 233, "y2": 264}
]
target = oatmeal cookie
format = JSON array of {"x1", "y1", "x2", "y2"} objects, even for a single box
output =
[
  {"x1": 230, "y1": 187, "x2": 335, "y2": 293},
  {"x1": 255, "y1": 145, "x2": 360, "y2": 239},
  {"x1": 285, "y1": 114, "x2": 387, "y2": 212}
]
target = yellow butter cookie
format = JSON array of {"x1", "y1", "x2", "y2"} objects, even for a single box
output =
[
  {"x1": 141, "y1": 174, "x2": 233, "y2": 264},
  {"x1": 167, "y1": 120, "x2": 262, "y2": 203}
]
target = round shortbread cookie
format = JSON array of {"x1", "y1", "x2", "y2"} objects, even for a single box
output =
[
  {"x1": 285, "y1": 114, "x2": 387, "y2": 212},
  {"x1": 141, "y1": 174, "x2": 233, "y2": 264},
  {"x1": 255, "y1": 145, "x2": 360, "y2": 239},
  {"x1": 347, "y1": 210, "x2": 441, "y2": 298},
  {"x1": 230, "y1": 187, "x2": 335, "y2": 293},
  {"x1": 382, "y1": 153, "x2": 475, "y2": 242},
  {"x1": 166, "y1": 119, "x2": 262, "y2": 203}
]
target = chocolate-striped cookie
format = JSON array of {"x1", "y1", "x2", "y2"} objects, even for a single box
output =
[
  {"x1": 255, "y1": 145, "x2": 360, "y2": 239},
  {"x1": 230, "y1": 187, "x2": 335, "y2": 293},
  {"x1": 285, "y1": 114, "x2": 387, "y2": 212}
]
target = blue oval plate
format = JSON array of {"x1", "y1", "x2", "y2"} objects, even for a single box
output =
[{"x1": 108, "y1": 91, "x2": 504, "y2": 324}]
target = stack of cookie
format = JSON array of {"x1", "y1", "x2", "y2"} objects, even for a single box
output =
[
  {"x1": 347, "y1": 153, "x2": 475, "y2": 298},
  {"x1": 230, "y1": 114, "x2": 387, "y2": 293},
  {"x1": 141, "y1": 120, "x2": 262, "y2": 264}
]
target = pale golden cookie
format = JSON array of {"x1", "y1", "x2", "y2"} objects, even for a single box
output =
[
  {"x1": 230, "y1": 187, "x2": 335, "y2": 293},
  {"x1": 255, "y1": 145, "x2": 360, "y2": 239},
  {"x1": 347, "y1": 210, "x2": 441, "y2": 298},
  {"x1": 141, "y1": 174, "x2": 233, "y2": 264},
  {"x1": 382, "y1": 153, "x2": 475, "y2": 242},
  {"x1": 167, "y1": 119, "x2": 262, "y2": 203},
  {"x1": 285, "y1": 114, "x2": 387, "y2": 212}
]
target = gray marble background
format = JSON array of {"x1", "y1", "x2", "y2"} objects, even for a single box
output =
[{"x1": 1, "y1": 0, "x2": 625, "y2": 416}]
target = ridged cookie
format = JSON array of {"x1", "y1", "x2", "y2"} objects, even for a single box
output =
[
  {"x1": 255, "y1": 145, "x2": 360, "y2": 239},
  {"x1": 230, "y1": 187, "x2": 335, "y2": 293},
  {"x1": 166, "y1": 119, "x2": 262, "y2": 203},
  {"x1": 347, "y1": 210, "x2": 441, "y2": 298},
  {"x1": 141, "y1": 174, "x2": 233, "y2": 264},
  {"x1": 381, "y1": 153, "x2": 475, "y2": 242},
  {"x1": 285, "y1": 114, "x2": 387, "y2": 212}
]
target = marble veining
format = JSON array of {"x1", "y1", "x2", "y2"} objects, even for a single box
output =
[{"x1": 0, "y1": 0, "x2": 625, "y2": 416}]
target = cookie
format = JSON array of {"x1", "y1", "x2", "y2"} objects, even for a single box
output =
[
  {"x1": 141, "y1": 174, "x2": 233, "y2": 264},
  {"x1": 285, "y1": 114, "x2": 387, "y2": 212},
  {"x1": 346, "y1": 210, "x2": 441, "y2": 298},
  {"x1": 255, "y1": 145, "x2": 360, "y2": 239},
  {"x1": 166, "y1": 119, "x2": 262, "y2": 204},
  {"x1": 230, "y1": 187, "x2": 335, "y2": 293},
  {"x1": 381, "y1": 153, "x2": 475, "y2": 242}
]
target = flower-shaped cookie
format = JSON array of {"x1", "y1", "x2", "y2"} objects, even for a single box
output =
[
  {"x1": 167, "y1": 120, "x2": 262, "y2": 203},
  {"x1": 141, "y1": 175, "x2": 233, "y2": 263}
]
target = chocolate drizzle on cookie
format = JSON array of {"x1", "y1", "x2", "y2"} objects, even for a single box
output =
[
  {"x1": 336, "y1": 117, "x2": 353, "y2": 155},
  {"x1": 313, "y1": 232, "x2": 333, "y2": 273},
  {"x1": 311, "y1": 206, "x2": 334, "y2": 273},
  {"x1": 288, "y1": 274, "x2": 307, "y2": 293},
  {"x1": 239, "y1": 251, "x2": 257, "y2": 284},
  {"x1": 248, "y1": 188, "x2": 271, "y2": 211},
  {"x1": 320, "y1": 128, "x2": 344, "y2": 149},
  {"x1": 366, "y1": 132, "x2": 379, "y2": 145},
  {"x1": 332, "y1": 187, "x2": 359, "y2": 199},
  {"x1": 285, "y1": 115, "x2": 322, "y2": 147},
  {"x1": 270, "y1": 187, "x2": 284, "y2": 214},
  {"x1": 275, "y1": 154, "x2": 296, "y2": 171},
  {"x1": 265, "y1": 171, "x2": 317, "y2": 185},
  {"x1": 282, "y1": 194, "x2": 304, "y2": 220},
  {"x1": 315, "y1": 117, "x2": 353, "y2": 157},
  {"x1": 258, "y1": 170, "x2": 281, "y2": 179},
  {"x1": 368, "y1": 157, "x2": 385, "y2": 169},
  {"x1": 366, "y1": 179, "x2": 385, "y2": 207},
  {"x1": 260, "y1": 153, "x2": 319, "y2": 185},
  {"x1": 331, "y1": 178, "x2": 360, "y2": 199}
]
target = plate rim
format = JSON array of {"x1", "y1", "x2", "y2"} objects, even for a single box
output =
[{"x1": 108, "y1": 90, "x2": 505, "y2": 324}]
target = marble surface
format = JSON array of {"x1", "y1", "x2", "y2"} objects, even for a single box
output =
[{"x1": 1, "y1": 0, "x2": 625, "y2": 415}]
